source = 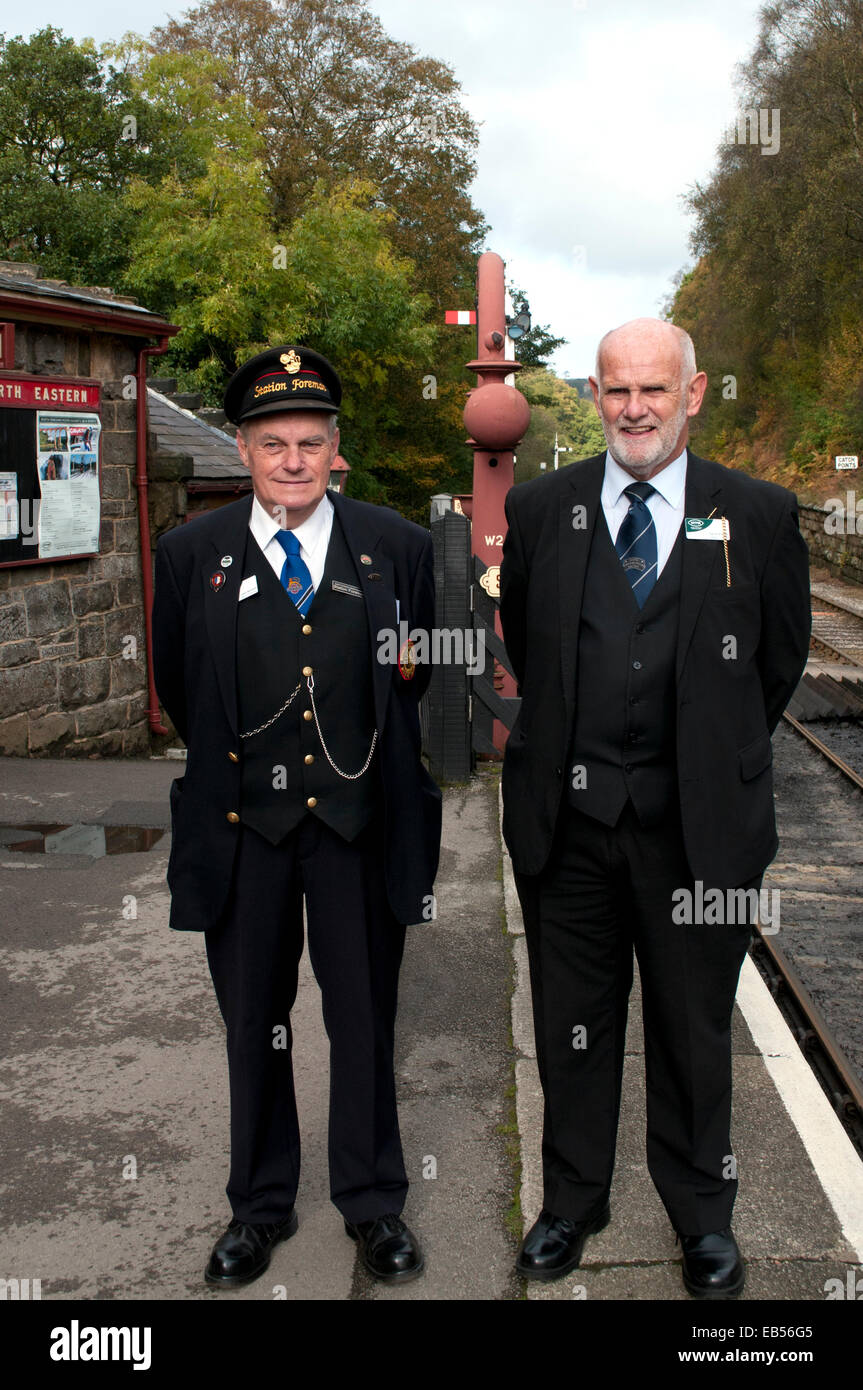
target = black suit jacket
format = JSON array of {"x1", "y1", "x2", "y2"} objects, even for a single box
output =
[
  {"x1": 152, "y1": 490, "x2": 442, "y2": 929},
  {"x1": 499, "y1": 451, "x2": 811, "y2": 886}
]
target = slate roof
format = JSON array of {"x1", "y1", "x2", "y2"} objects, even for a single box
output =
[
  {"x1": 147, "y1": 389, "x2": 248, "y2": 482},
  {"x1": 0, "y1": 260, "x2": 167, "y2": 322}
]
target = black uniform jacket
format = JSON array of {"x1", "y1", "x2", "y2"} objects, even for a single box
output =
[
  {"x1": 499, "y1": 451, "x2": 811, "y2": 887},
  {"x1": 152, "y1": 490, "x2": 442, "y2": 930}
]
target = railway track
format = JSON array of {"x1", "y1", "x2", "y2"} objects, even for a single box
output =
[
  {"x1": 747, "y1": 583, "x2": 863, "y2": 1156},
  {"x1": 809, "y1": 584, "x2": 863, "y2": 666}
]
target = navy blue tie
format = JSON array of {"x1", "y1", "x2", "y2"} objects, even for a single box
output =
[
  {"x1": 615, "y1": 482, "x2": 657, "y2": 607},
  {"x1": 274, "y1": 530, "x2": 314, "y2": 616}
]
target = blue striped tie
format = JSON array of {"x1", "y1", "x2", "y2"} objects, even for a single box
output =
[
  {"x1": 274, "y1": 530, "x2": 314, "y2": 616},
  {"x1": 615, "y1": 482, "x2": 657, "y2": 607}
]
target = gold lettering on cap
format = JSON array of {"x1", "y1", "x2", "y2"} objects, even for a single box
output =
[
  {"x1": 292, "y1": 378, "x2": 327, "y2": 392},
  {"x1": 253, "y1": 381, "x2": 289, "y2": 398}
]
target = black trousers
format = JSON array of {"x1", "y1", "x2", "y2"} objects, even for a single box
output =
[
  {"x1": 205, "y1": 813, "x2": 408, "y2": 1225},
  {"x1": 515, "y1": 801, "x2": 755, "y2": 1236}
]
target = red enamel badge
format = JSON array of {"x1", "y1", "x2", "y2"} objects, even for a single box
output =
[{"x1": 399, "y1": 638, "x2": 416, "y2": 681}]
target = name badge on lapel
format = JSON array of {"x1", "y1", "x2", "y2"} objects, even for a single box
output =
[
  {"x1": 239, "y1": 575, "x2": 259, "y2": 601},
  {"x1": 686, "y1": 516, "x2": 732, "y2": 587},
  {"x1": 685, "y1": 517, "x2": 730, "y2": 541}
]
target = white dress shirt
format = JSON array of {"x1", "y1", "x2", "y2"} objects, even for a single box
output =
[
  {"x1": 249, "y1": 493, "x2": 334, "y2": 592},
  {"x1": 601, "y1": 448, "x2": 687, "y2": 579}
]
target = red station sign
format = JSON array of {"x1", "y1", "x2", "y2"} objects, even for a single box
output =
[{"x1": 0, "y1": 373, "x2": 101, "y2": 409}]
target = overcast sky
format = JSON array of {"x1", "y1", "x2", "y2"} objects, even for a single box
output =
[{"x1": 3, "y1": 0, "x2": 765, "y2": 375}]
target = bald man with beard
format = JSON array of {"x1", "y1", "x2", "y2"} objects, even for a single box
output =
[{"x1": 500, "y1": 318, "x2": 810, "y2": 1298}]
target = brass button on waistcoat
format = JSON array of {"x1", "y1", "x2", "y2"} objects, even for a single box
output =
[
  {"x1": 303, "y1": 709, "x2": 313, "y2": 721},
  {"x1": 228, "y1": 751, "x2": 239, "y2": 763},
  {"x1": 226, "y1": 812, "x2": 240, "y2": 824},
  {"x1": 302, "y1": 665, "x2": 313, "y2": 676},
  {"x1": 304, "y1": 754, "x2": 314, "y2": 765},
  {"x1": 306, "y1": 796, "x2": 317, "y2": 808},
  {"x1": 302, "y1": 624, "x2": 312, "y2": 635}
]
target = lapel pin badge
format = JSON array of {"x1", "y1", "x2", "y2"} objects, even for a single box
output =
[
  {"x1": 221, "y1": 554, "x2": 233, "y2": 567},
  {"x1": 367, "y1": 572, "x2": 382, "y2": 581},
  {"x1": 360, "y1": 553, "x2": 372, "y2": 565},
  {"x1": 210, "y1": 571, "x2": 226, "y2": 591}
]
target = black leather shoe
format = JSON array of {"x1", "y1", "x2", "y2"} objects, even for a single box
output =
[
  {"x1": 678, "y1": 1228, "x2": 745, "y2": 1299},
  {"x1": 204, "y1": 1211, "x2": 298, "y2": 1287},
  {"x1": 344, "y1": 1214, "x2": 424, "y2": 1283},
  {"x1": 516, "y1": 1203, "x2": 611, "y2": 1281}
]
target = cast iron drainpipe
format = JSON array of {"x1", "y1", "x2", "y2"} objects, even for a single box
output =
[{"x1": 135, "y1": 338, "x2": 172, "y2": 736}]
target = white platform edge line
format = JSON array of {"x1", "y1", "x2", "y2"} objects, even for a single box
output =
[
  {"x1": 736, "y1": 954, "x2": 863, "y2": 1261},
  {"x1": 499, "y1": 783, "x2": 543, "y2": 1260},
  {"x1": 499, "y1": 783, "x2": 524, "y2": 941}
]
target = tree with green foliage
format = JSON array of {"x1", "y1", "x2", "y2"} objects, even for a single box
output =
[
  {"x1": 514, "y1": 367, "x2": 606, "y2": 482},
  {"x1": 148, "y1": 0, "x2": 487, "y2": 309},
  {"x1": 670, "y1": 0, "x2": 863, "y2": 493},
  {"x1": 0, "y1": 27, "x2": 165, "y2": 285}
]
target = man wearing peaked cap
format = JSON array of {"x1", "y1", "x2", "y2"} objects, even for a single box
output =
[{"x1": 152, "y1": 344, "x2": 442, "y2": 1288}]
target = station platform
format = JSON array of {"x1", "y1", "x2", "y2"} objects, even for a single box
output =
[{"x1": 0, "y1": 756, "x2": 860, "y2": 1323}]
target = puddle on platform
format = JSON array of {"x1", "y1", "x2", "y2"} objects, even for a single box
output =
[{"x1": 0, "y1": 824, "x2": 165, "y2": 856}]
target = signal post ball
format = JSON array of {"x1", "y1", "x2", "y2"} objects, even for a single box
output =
[{"x1": 463, "y1": 381, "x2": 531, "y2": 451}]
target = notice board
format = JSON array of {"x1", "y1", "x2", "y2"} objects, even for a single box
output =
[{"x1": 0, "y1": 373, "x2": 102, "y2": 567}]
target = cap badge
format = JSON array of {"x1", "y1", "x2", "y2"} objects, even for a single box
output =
[{"x1": 281, "y1": 350, "x2": 301, "y2": 374}]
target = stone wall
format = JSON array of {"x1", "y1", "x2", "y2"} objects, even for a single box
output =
[
  {"x1": 799, "y1": 502, "x2": 863, "y2": 587},
  {"x1": 0, "y1": 323, "x2": 151, "y2": 757}
]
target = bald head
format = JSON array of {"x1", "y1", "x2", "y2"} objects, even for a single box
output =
[
  {"x1": 588, "y1": 318, "x2": 707, "y2": 479},
  {"x1": 595, "y1": 318, "x2": 696, "y2": 386}
]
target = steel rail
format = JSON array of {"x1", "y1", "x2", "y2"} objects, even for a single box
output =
[
  {"x1": 750, "y1": 929, "x2": 863, "y2": 1156},
  {"x1": 782, "y1": 710, "x2": 863, "y2": 792}
]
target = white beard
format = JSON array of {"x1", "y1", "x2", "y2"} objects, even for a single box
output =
[{"x1": 602, "y1": 396, "x2": 689, "y2": 475}]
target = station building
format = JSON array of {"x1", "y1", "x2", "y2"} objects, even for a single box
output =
[{"x1": 0, "y1": 263, "x2": 246, "y2": 757}]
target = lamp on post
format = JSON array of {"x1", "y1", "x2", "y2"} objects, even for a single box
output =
[{"x1": 506, "y1": 307, "x2": 531, "y2": 342}]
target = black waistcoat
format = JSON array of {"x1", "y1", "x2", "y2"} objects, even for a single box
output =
[
  {"x1": 567, "y1": 513, "x2": 683, "y2": 827},
  {"x1": 236, "y1": 513, "x2": 380, "y2": 844}
]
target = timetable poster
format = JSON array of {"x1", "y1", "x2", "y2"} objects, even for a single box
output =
[
  {"x1": 36, "y1": 411, "x2": 101, "y2": 559},
  {"x1": 0, "y1": 471, "x2": 18, "y2": 540}
]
